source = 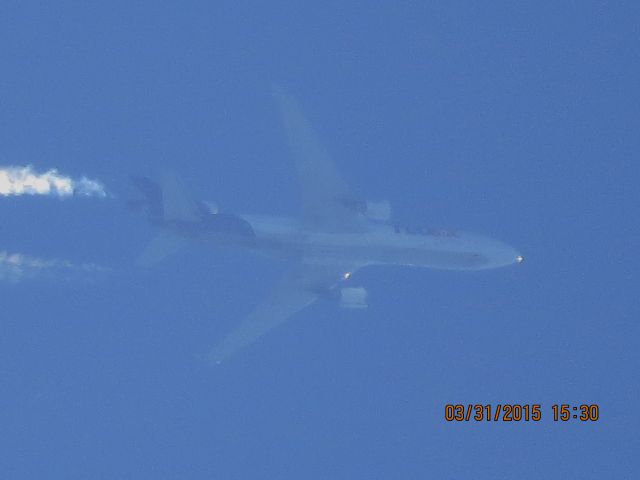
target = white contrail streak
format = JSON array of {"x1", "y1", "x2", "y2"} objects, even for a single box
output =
[
  {"x1": 0, "y1": 165, "x2": 107, "y2": 198},
  {"x1": 0, "y1": 250, "x2": 108, "y2": 283}
]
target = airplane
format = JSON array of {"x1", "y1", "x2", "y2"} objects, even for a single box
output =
[{"x1": 130, "y1": 89, "x2": 524, "y2": 364}]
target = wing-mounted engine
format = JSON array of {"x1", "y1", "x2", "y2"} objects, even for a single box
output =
[
  {"x1": 339, "y1": 286, "x2": 368, "y2": 309},
  {"x1": 197, "y1": 200, "x2": 219, "y2": 217}
]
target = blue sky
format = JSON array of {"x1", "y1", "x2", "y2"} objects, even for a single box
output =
[{"x1": 1, "y1": 1, "x2": 638, "y2": 478}]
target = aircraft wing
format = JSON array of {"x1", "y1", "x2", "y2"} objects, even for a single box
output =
[
  {"x1": 207, "y1": 262, "x2": 356, "y2": 364},
  {"x1": 274, "y1": 88, "x2": 367, "y2": 233}
]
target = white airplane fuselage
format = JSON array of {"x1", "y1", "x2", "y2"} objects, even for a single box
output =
[
  {"x1": 190, "y1": 213, "x2": 522, "y2": 272},
  {"x1": 132, "y1": 89, "x2": 524, "y2": 362}
]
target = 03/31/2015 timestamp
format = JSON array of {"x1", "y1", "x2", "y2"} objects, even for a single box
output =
[{"x1": 444, "y1": 404, "x2": 600, "y2": 422}]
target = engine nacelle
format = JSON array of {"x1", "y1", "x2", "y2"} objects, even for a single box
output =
[
  {"x1": 201, "y1": 200, "x2": 219, "y2": 215},
  {"x1": 339, "y1": 286, "x2": 368, "y2": 309}
]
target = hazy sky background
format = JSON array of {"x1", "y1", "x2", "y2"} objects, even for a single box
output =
[{"x1": 1, "y1": 1, "x2": 638, "y2": 478}]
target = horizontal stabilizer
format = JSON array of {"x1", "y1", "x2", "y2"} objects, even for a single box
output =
[{"x1": 136, "y1": 231, "x2": 188, "y2": 267}]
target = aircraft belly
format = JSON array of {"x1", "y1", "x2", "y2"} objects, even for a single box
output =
[
  {"x1": 250, "y1": 229, "x2": 490, "y2": 270},
  {"x1": 299, "y1": 241, "x2": 487, "y2": 270}
]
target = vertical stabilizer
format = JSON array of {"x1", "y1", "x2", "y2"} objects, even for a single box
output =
[
  {"x1": 157, "y1": 171, "x2": 200, "y2": 222},
  {"x1": 131, "y1": 171, "x2": 200, "y2": 266},
  {"x1": 131, "y1": 171, "x2": 201, "y2": 223}
]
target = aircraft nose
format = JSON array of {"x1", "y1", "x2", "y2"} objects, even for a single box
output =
[
  {"x1": 463, "y1": 233, "x2": 523, "y2": 270},
  {"x1": 492, "y1": 241, "x2": 523, "y2": 268}
]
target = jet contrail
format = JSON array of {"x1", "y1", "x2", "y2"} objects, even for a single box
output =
[
  {"x1": 0, "y1": 250, "x2": 108, "y2": 283},
  {"x1": 0, "y1": 165, "x2": 107, "y2": 198}
]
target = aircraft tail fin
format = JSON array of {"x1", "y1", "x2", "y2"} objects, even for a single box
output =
[
  {"x1": 130, "y1": 171, "x2": 201, "y2": 267},
  {"x1": 156, "y1": 171, "x2": 201, "y2": 222},
  {"x1": 130, "y1": 171, "x2": 202, "y2": 223},
  {"x1": 129, "y1": 175, "x2": 164, "y2": 221}
]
